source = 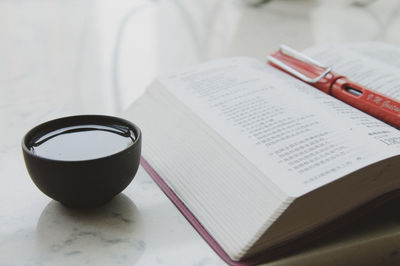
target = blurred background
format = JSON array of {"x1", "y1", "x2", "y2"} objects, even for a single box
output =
[{"x1": 2, "y1": 0, "x2": 400, "y2": 121}]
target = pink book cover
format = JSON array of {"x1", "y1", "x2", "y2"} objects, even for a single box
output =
[
  {"x1": 140, "y1": 157, "x2": 258, "y2": 265},
  {"x1": 140, "y1": 157, "x2": 400, "y2": 265}
]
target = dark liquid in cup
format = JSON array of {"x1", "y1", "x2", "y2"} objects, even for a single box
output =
[{"x1": 29, "y1": 124, "x2": 135, "y2": 161}]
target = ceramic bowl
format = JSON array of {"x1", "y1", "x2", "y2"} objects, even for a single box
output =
[{"x1": 22, "y1": 115, "x2": 141, "y2": 208}]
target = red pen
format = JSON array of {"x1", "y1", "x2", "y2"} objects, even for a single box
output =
[{"x1": 267, "y1": 45, "x2": 400, "y2": 129}]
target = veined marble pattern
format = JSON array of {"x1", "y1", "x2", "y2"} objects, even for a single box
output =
[{"x1": 1, "y1": 0, "x2": 400, "y2": 265}]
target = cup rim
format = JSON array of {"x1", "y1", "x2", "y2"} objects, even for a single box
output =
[{"x1": 22, "y1": 114, "x2": 141, "y2": 163}]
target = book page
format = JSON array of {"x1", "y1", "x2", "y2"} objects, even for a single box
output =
[
  {"x1": 158, "y1": 57, "x2": 400, "y2": 196},
  {"x1": 305, "y1": 42, "x2": 400, "y2": 100}
]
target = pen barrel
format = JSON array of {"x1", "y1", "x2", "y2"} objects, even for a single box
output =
[{"x1": 331, "y1": 78, "x2": 400, "y2": 129}]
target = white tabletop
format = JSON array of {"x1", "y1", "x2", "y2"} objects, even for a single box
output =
[{"x1": 2, "y1": 0, "x2": 400, "y2": 265}]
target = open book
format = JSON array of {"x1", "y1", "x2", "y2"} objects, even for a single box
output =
[{"x1": 124, "y1": 42, "x2": 400, "y2": 265}]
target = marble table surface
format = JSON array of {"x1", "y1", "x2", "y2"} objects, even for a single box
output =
[{"x1": 2, "y1": 0, "x2": 400, "y2": 265}]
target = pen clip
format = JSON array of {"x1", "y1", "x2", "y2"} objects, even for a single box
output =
[{"x1": 267, "y1": 45, "x2": 332, "y2": 84}]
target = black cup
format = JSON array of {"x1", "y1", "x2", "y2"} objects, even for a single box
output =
[{"x1": 22, "y1": 115, "x2": 141, "y2": 208}]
